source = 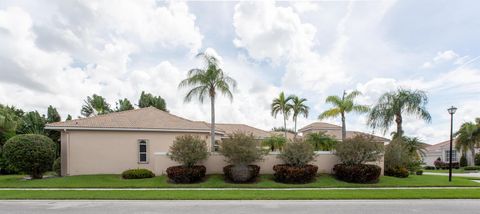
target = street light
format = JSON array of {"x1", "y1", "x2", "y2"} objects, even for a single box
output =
[{"x1": 447, "y1": 106, "x2": 457, "y2": 182}]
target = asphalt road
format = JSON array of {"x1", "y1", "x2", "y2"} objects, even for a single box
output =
[{"x1": 0, "y1": 200, "x2": 479, "y2": 214}]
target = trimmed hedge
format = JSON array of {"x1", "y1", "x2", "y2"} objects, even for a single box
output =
[
  {"x1": 223, "y1": 165, "x2": 260, "y2": 183},
  {"x1": 333, "y1": 164, "x2": 381, "y2": 183},
  {"x1": 424, "y1": 166, "x2": 435, "y2": 170},
  {"x1": 121, "y1": 169, "x2": 155, "y2": 179},
  {"x1": 464, "y1": 166, "x2": 480, "y2": 171},
  {"x1": 385, "y1": 167, "x2": 409, "y2": 178},
  {"x1": 52, "y1": 158, "x2": 61, "y2": 177},
  {"x1": 273, "y1": 164, "x2": 318, "y2": 184},
  {"x1": 166, "y1": 165, "x2": 206, "y2": 184}
]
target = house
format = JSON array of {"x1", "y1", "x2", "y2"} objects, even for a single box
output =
[
  {"x1": 210, "y1": 123, "x2": 271, "y2": 151},
  {"x1": 422, "y1": 140, "x2": 480, "y2": 166},
  {"x1": 46, "y1": 108, "x2": 384, "y2": 176},
  {"x1": 298, "y1": 122, "x2": 390, "y2": 143}
]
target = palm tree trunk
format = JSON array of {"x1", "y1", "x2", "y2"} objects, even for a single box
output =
[
  {"x1": 395, "y1": 114, "x2": 403, "y2": 138},
  {"x1": 210, "y1": 95, "x2": 215, "y2": 152},
  {"x1": 470, "y1": 145, "x2": 476, "y2": 166},
  {"x1": 341, "y1": 112, "x2": 346, "y2": 141},
  {"x1": 294, "y1": 117, "x2": 297, "y2": 138},
  {"x1": 283, "y1": 111, "x2": 287, "y2": 139}
]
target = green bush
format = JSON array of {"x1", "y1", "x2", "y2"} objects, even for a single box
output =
[
  {"x1": 52, "y1": 157, "x2": 61, "y2": 176},
  {"x1": 416, "y1": 170, "x2": 423, "y2": 175},
  {"x1": 335, "y1": 134, "x2": 384, "y2": 165},
  {"x1": 278, "y1": 140, "x2": 316, "y2": 167},
  {"x1": 220, "y1": 132, "x2": 264, "y2": 183},
  {"x1": 475, "y1": 153, "x2": 480, "y2": 166},
  {"x1": 166, "y1": 165, "x2": 206, "y2": 183},
  {"x1": 273, "y1": 164, "x2": 318, "y2": 184},
  {"x1": 333, "y1": 164, "x2": 381, "y2": 183},
  {"x1": 460, "y1": 154, "x2": 468, "y2": 167},
  {"x1": 168, "y1": 135, "x2": 208, "y2": 167},
  {"x1": 385, "y1": 166, "x2": 409, "y2": 178},
  {"x1": 2, "y1": 134, "x2": 56, "y2": 179},
  {"x1": 261, "y1": 134, "x2": 286, "y2": 152},
  {"x1": 121, "y1": 169, "x2": 155, "y2": 179},
  {"x1": 424, "y1": 166, "x2": 435, "y2": 170},
  {"x1": 464, "y1": 166, "x2": 480, "y2": 171}
]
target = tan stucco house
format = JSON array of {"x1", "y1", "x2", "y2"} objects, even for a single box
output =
[{"x1": 422, "y1": 139, "x2": 480, "y2": 166}]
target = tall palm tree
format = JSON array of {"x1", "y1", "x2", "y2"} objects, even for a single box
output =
[
  {"x1": 318, "y1": 90, "x2": 369, "y2": 141},
  {"x1": 367, "y1": 89, "x2": 431, "y2": 138},
  {"x1": 271, "y1": 92, "x2": 292, "y2": 139},
  {"x1": 179, "y1": 52, "x2": 237, "y2": 151},
  {"x1": 289, "y1": 95, "x2": 309, "y2": 136},
  {"x1": 454, "y1": 120, "x2": 480, "y2": 166},
  {"x1": 81, "y1": 94, "x2": 112, "y2": 117}
]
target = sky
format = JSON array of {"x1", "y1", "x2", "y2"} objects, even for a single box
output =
[{"x1": 0, "y1": 0, "x2": 479, "y2": 144}]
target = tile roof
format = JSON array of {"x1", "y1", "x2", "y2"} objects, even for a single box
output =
[
  {"x1": 214, "y1": 123, "x2": 271, "y2": 138},
  {"x1": 298, "y1": 122, "x2": 341, "y2": 132},
  {"x1": 45, "y1": 107, "x2": 220, "y2": 133},
  {"x1": 299, "y1": 122, "x2": 390, "y2": 142}
]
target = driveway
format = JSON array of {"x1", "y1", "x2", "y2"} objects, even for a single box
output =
[{"x1": 0, "y1": 200, "x2": 479, "y2": 214}]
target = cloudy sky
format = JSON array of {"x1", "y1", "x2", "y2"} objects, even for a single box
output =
[{"x1": 1, "y1": 0, "x2": 479, "y2": 144}]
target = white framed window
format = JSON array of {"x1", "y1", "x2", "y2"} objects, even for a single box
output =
[
  {"x1": 138, "y1": 139, "x2": 148, "y2": 164},
  {"x1": 445, "y1": 150, "x2": 457, "y2": 162}
]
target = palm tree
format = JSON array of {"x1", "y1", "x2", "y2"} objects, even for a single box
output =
[
  {"x1": 454, "y1": 120, "x2": 480, "y2": 166},
  {"x1": 116, "y1": 98, "x2": 134, "y2": 112},
  {"x1": 402, "y1": 136, "x2": 427, "y2": 160},
  {"x1": 271, "y1": 92, "x2": 292, "y2": 139},
  {"x1": 81, "y1": 94, "x2": 112, "y2": 117},
  {"x1": 305, "y1": 132, "x2": 338, "y2": 151},
  {"x1": 289, "y1": 95, "x2": 309, "y2": 136},
  {"x1": 179, "y1": 52, "x2": 237, "y2": 151},
  {"x1": 318, "y1": 90, "x2": 369, "y2": 141},
  {"x1": 368, "y1": 89, "x2": 431, "y2": 138}
]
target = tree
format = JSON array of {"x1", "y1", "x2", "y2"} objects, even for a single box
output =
[
  {"x1": 319, "y1": 90, "x2": 369, "y2": 141},
  {"x1": 271, "y1": 92, "x2": 292, "y2": 139},
  {"x1": 271, "y1": 127, "x2": 295, "y2": 134},
  {"x1": 46, "y1": 105, "x2": 61, "y2": 123},
  {"x1": 138, "y1": 91, "x2": 167, "y2": 111},
  {"x1": 454, "y1": 120, "x2": 480, "y2": 166},
  {"x1": 116, "y1": 98, "x2": 134, "y2": 112},
  {"x1": 81, "y1": 94, "x2": 112, "y2": 117},
  {"x1": 46, "y1": 105, "x2": 61, "y2": 156},
  {"x1": 289, "y1": 95, "x2": 309, "y2": 136},
  {"x1": 0, "y1": 105, "x2": 21, "y2": 145},
  {"x1": 17, "y1": 111, "x2": 46, "y2": 135},
  {"x1": 179, "y1": 52, "x2": 237, "y2": 151},
  {"x1": 168, "y1": 135, "x2": 209, "y2": 168},
  {"x1": 368, "y1": 89, "x2": 431, "y2": 137},
  {"x1": 402, "y1": 136, "x2": 427, "y2": 160},
  {"x1": 305, "y1": 132, "x2": 338, "y2": 151},
  {"x1": 66, "y1": 115, "x2": 72, "y2": 121},
  {"x1": 262, "y1": 134, "x2": 287, "y2": 152}
]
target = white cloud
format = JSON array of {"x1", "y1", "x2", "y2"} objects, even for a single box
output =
[
  {"x1": 292, "y1": 1, "x2": 319, "y2": 13},
  {"x1": 422, "y1": 50, "x2": 460, "y2": 68}
]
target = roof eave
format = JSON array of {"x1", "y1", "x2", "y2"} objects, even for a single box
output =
[{"x1": 45, "y1": 126, "x2": 226, "y2": 135}]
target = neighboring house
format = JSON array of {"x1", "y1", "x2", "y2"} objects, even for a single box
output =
[
  {"x1": 422, "y1": 140, "x2": 480, "y2": 166},
  {"x1": 298, "y1": 122, "x2": 390, "y2": 143},
  {"x1": 211, "y1": 123, "x2": 271, "y2": 151},
  {"x1": 269, "y1": 131, "x2": 295, "y2": 141},
  {"x1": 45, "y1": 107, "x2": 225, "y2": 176}
]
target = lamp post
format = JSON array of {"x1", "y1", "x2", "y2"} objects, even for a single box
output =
[{"x1": 447, "y1": 106, "x2": 457, "y2": 182}]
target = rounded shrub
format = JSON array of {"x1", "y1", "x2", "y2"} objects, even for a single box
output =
[
  {"x1": 52, "y1": 157, "x2": 61, "y2": 176},
  {"x1": 166, "y1": 165, "x2": 206, "y2": 183},
  {"x1": 333, "y1": 164, "x2": 381, "y2": 183},
  {"x1": 385, "y1": 166, "x2": 409, "y2": 178},
  {"x1": 220, "y1": 132, "x2": 264, "y2": 183},
  {"x1": 167, "y1": 135, "x2": 209, "y2": 183},
  {"x1": 121, "y1": 169, "x2": 155, "y2": 179},
  {"x1": 274, "y1": 140, "x2": 318, "y2": 183},
  {"x1": 3, "y1": 134, "x2": 56, "y2": 179},
  {"x1": 416, "y1": 170, "x2": 423, "y2": 175}
]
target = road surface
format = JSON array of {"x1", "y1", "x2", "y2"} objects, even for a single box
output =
[{"x1": 0, "y1": 200, "x2": 479, "y2": 214}]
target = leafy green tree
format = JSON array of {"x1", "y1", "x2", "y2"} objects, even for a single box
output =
[
  {"x1": 66, "y1": 115, "x2": 72, "y2": 121},
  {"x1": 271, "y1": 92, "x2": 292, "y2": 139},
  {"x1": 116, "y1": 98, "x2": 134, "y2": 112},
  {"x1": 454, "y1": 120, "x2": 480, "y2": 166},
  {"x1": 319, "y1": 90, "x2": 369, "y2": 141},
  {"x1": 179, "y1": 52, "x2": 237, "y2": 151},
  {"x1": 289, "y1": 95, "x2": 309, "y2": 136},
  {"x1": 262, "y1": 134, "x2": 287, "y2": 152},
  {"x1": 81, "y1": 94, "x2": 112, "y2": 117},
  {"x1": 46, "y1": 105, "x2": 61, "y2": 156},
  {"x1": 0, "y1": 105, "x2": 21, "y2": 145},
  {"x1": 46, "y1": 105, "x2": 61, "y2": 123},
  {"x1": 138, "y1": 91, "x2": 167, "y2": 111},
  {"x1": 17, "y1": 111, "x2": 46, "y2": 135},
  {"x1": 271, "y1": 127, "x2": 295, "y2": 134},
  {"x1": 305, "y1": 132, "x2": 338, "y2": 151},
  {"x1": 368, "y1": 89, "x2": 431, "y2": 137}
]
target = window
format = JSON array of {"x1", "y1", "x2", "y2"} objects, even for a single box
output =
[
  {"x1": 445, "y1": 150, "x2": 457, "y2": 162},
  {"x1": 138, "y1": 140, "x2": 148, "y2": 163}
]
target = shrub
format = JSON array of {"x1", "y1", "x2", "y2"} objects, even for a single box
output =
[
  {"x1": 416, "y1": 170, "x2": 423, "y2": 175},
  {"x1": 261, "y1": 134, "x2": 286, "y2": 152},
  {"x1": 223, "y1": 165, "x2": 260, "y2": 183},
  {"x1": 464, "y1": 166, "x2": 480, "y2": 171},
  {"x1": 434, "y1": 157, "x2": 443, "y2": 169},
  {"x1": 433, "y1": 158, "x2": 460, "y2": 169},
  {"x1": 168, "y1": 135, "x2": 208, "y2": 167},
  {"x1": 460, "y1": 154, "x2": 468, "y2": 167},
  {"x1": 121, "y1": 169, "x2": 155, "y2": 179},
  {"x1": 335, "y1": 135, "x2": 384, "y2": 165},
  {"x1": 166, "y1": 165, "x2": 206, "y2": 183},
  {"x1": 273, "y1": 164, "x2": 318, "y2": 184},
  {"x1": 304, "y1": 132, "x2": 337, "y2": 151},
  {"x1": 333, "y1": 164, "x2": 381, "y2": 183},
  {"x1": 424, "y1": 166, "x2": 435, "y2": 170},
  {"x1": 2, "y1": 134, "x2": 56, "y2": 179},
  {"x1": 278, "y1": 141, "x2": 316, "y2": 167},
  {"x1": 475, "y1": 153, "x2": 480, "y2": 166},
  {"x1": 220, "y1": 132, "x2": 264, "y2": 183},
  {"x1": 385, "y1": 166, "x2": 409, "y2": 178},
  {"x1": 52, "y1": 157, "x2": 61, "y2": 176}
]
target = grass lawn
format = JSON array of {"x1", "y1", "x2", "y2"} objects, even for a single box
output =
[
  {"x1": 0, "y1": 174, "x2": 478, "y2": 188},
  {"x1": 423, "y1": 168, "x2": 478, "y2": 173},
  {"x1": 1, "y1": 189, "x2": 480, "y2": 200}
]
